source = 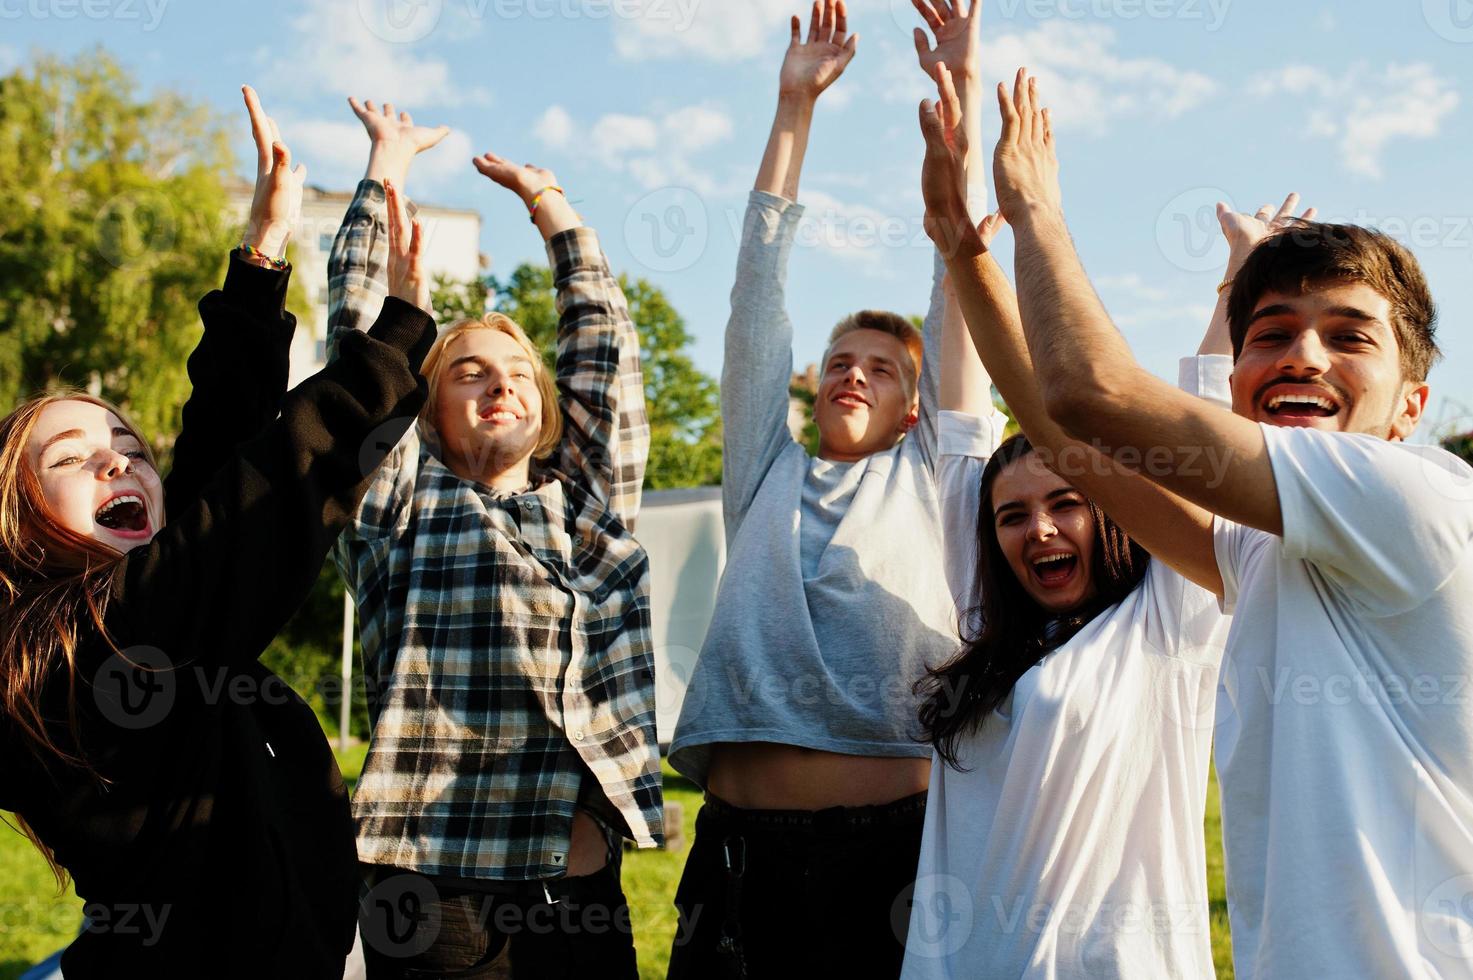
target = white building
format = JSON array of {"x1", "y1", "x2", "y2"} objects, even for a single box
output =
[{"x1": 226, "y1": 181, "x2": 484, "y2": 387}]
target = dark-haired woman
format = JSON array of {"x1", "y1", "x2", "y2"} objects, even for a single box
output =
[
  {"x1": 901, "y1": 249, "x2": 1240, "y2": 976},
  {"x1": 0, "y1": 88, "x2": 434, "y2": 977}
]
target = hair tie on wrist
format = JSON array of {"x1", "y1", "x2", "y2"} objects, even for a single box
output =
[
  {"x1": 240, "y1": 243, "x2": 289, "y2": 270},
  {"x1": 528, "y1": 185, "x2": 565, "y2": 224}
]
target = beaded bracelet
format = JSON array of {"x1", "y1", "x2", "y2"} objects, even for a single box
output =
[
  {"x1": 528, "y1": 185, "x2": 565, "y2": 224},
  {"x1": 239, "y1": 243, "x2": 289, "y2": 270}
]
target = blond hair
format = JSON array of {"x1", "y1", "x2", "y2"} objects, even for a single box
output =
[
  {"x1": 824, "y1": 310, "x2": 924, "y2": 397},
  {"x1": 0, "y1": 389, "x2": 156, "y2": 887},
  {"x1": 419, "y1": 313, "x2": 563, "y2": 461}
]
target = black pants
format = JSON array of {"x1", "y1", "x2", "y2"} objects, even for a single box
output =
[
  {"x1": 357, "y1": 855, "x2": 638, "y2": 980},
  {"x1": 667, "y1": 792, "x2": 928, "y2": 980}
]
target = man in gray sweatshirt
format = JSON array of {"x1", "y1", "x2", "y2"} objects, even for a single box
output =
[{"x1": 667, "y1": 2, "x2": 1002, "y2": 976}]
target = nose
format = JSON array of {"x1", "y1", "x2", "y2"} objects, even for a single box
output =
[
  {"x1": 1276, "y1": 329, "x2": 1331, "y2": 377},
  {"x1": 97, "y1": 449, "x2": 132, "y2": 480},
  {"x1": 842, "y1": 364, "x2": 867, "y2": 387},
  {"x1": 1025, "y1": 512, "x2": 1056, "y2": 543}
]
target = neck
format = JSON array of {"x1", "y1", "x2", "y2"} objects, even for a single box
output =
[{"x1": 445, "y1": 446, "x2": 534, "y2": 493}]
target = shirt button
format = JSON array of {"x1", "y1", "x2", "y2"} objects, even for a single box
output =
[{"x1": 573, "y1": 730, "x2": 585, "y2": 741}]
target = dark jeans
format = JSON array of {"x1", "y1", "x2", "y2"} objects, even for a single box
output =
[
  {"x1": 667, "y1": 792, "x2": 928, "y2": 980},
  {"x1": 357, "y1": 853, "x2": 638, "y2": 980}
]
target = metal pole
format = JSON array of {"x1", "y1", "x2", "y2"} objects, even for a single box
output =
[{"x1": 339, "y1": 586, "x2": 354, "y2": 753}]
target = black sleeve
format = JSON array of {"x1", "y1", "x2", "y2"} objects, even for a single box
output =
[
  {"x1": 162, "y1": 254, "x2": 298, "y2": 518},
  {"x1": 107, "y1": 296, "x2": 435, "y2": 670}
]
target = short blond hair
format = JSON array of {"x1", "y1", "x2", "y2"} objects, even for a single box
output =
[
  {"x1": 419, "y1": 313, "x2": 562, "y2": 461},
  {"x1": 824, "y1": 311, "x2": 923, "y2": 397}
]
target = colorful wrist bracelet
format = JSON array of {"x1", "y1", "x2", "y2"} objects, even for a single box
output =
[
  {"x1": 528, "y1": 185, "x2": 565, "y2": 223},
  {"x1": 239, "y1": 243, "x2": 289, "y2": 270}
]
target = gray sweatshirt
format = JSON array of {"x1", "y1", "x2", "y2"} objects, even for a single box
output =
[{"x1": 669, "y1": 190, "x2": 995, "y2": 788}]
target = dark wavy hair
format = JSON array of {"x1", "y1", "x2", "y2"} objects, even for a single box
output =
[{"x1": 917, "y1": 434, "x2": 1151, "y2": 770}]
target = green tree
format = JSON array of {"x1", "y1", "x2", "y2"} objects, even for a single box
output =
[
  {"x1": 483, "y1": 263, "x2": 723, "y2": 489},
  {"x1": 1443, "y1": 431, "x2": 1473, "y2": 467},
  {"x1": 0, "y1": 50, "x2": 238, "y2": 444}
]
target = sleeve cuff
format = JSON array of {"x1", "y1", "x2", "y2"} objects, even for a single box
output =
[
  {"x1": 1177, "y1": 354, "x2": 1233, "y2": 409},
  {"x1": 938, "y1": 409, "x2": 1010, "y2": 459},
  {"x1": 222, "y1": 252, "x2": 291, "y2": 324},
  {"x1": 546, "y1": 225, "x2": 603, "y2": 280},
  {"x1": 366, "y1": 296, "x2": 437, "y2": 365},
  {"x1": 352, "y1": 178, "x2": 419, "y2": 218}
]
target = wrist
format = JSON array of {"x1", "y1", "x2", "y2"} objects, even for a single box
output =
[
  {"x1": 775, "y1": 90, "x2": 818, "y2": 116},
  {"x1": 1008, "y1": 201, "x2": 1067, "y2": 238},
  {"x1": 242, "y1": 221, "x2": 290, "y2": 258},
  {"x1": 364, "y1": 142, "x2": 413, "y2": 188}
]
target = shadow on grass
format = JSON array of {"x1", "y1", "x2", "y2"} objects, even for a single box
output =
[{"x1": 661, "y1": 770, "x2": 701, "y2": 798}]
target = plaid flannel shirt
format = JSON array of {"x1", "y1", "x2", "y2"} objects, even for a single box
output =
[{"x1": 329, "y1": 180, "x2": 662, "y2": 881}]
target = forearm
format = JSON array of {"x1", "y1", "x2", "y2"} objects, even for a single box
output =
[
  {"x1": 936, "y1": 71, "x2": 988, "y2": 415},
  {"x1": 363, "y1": 141, "x2": 415, "y2": 194},
  {"x1": 1010, "y1": 209, "x2": 1146, "y2": 427},
  {"x1": 755, "y1": 94, "x2": 815, "y2": 201},
  {"x1": 531, "y1": 190, "x2": 582, "y2": 241}
]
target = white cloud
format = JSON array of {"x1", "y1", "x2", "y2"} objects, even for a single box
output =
[
  {"x1": 978, "y1": 23, "x2": 1216, "y2": 131},
  {"x1": 275, "y1": 0, "x2": 491, "y2": 108},
  {"x1": 534, "y1": 102, "x2": 737, "y2": 196},
  {"x1": 797, "y1": 189, "x2": 918, "y2": 267},
  {"x1": 1252, "y1": 62, "x2": 1460, "y2": 179},
  {"x1": 1111, "y1": 303, "x2": 1214, "y2": 331},
  {"x1": 533, "y1": 105, "x2": 575, "y2": 150},
  {"x1": 613, "y1": 0, "x2": 794, "y2": 62},
  {"x1": 1096, "y1": 273, "x2": 1169, "y2": 303}
]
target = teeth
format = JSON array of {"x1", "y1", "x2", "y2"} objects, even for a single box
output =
[
  {"x1": 1268, "y1": 393, "x2": 1335, "y2": 412},
  {"x1": 1033, "y1": 554, "x2": 1073, "y2": 567},
  {"x1": 488, "y1": 411, "x2": 517, "y2": 421},
  {"x1": 97, "y1": 494, "x2": 142, "y2": 516}
]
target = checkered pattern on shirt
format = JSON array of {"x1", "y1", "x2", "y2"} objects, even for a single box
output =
[{"x1": 328, "y1": 180, "x2": 662, "y2": 881}]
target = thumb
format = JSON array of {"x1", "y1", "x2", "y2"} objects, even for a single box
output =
[{"x1": 918, "y1": 99, "x2": 945, "y2": 145}]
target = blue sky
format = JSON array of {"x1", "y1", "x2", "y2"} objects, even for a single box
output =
[{"x1": 4, "y1": 0, "x2": 1471, "y2": 440}]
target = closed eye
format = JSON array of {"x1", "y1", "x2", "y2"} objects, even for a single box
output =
[{"x1": 49, "y1": 455, "x2": 83, "y2": 469}]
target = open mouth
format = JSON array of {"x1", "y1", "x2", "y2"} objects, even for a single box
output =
[
  {"x1": 95, "y1": 493, "x2": 150, "y2": 535},
  {"x1": 1263, "y1": 392, "x2": 1340, "y2": 420},
  {"x1": 1030, "y1": 552, "x2": 1079, "y2": 588},
  {"x1": 478, "y1": 408, "x2": 521, "y2": 423},
  {"x1": 832, "y1": 392, "x2": 869, "y2": 409}
]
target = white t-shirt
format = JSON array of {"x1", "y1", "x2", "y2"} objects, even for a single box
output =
[
  {"x1": 1214, "y1": 424, "x2": 1473, "y2": 979},
  {"x1": 902, "y1": 358, "x2": 1233, "y2": 980}
]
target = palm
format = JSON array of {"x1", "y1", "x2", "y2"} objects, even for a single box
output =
[
  {"x1": 349, "y1": 98, "x2": 449, "y2": 153},
  {"x1": 779, "y1": 1, "x2": 857, "y2": 99},
  {"x1": 1218, "y1": 193, "x2": 1317, "y2": 262},
  {"x1": 912, "y1": 0, "x2": 979, "y2": 80}
]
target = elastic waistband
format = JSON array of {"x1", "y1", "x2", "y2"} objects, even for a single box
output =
[{"x1": 700, "y1": 791, "x2": 927, "y2": 833}]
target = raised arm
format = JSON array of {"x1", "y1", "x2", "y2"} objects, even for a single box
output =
[
  {"x1": 472, "y1": 153, "x2": 648, "y2": 521},
  {"x1": 756, "y1": 0, "x2": 857, "y2": 200},
  {"x1": 116, "y1": 118, "x2": 436, "y2": 670},
  {"x1": 326, "y1": 97, "x2": 447, "y2": 360},
  {"x1": 987, "y1": 68, "x2": 1283, "y2": 536},
  {"x1": 164, "y1": 86, "x2": 306, "y2": 515},
  {"x1": 921, "y1": 65, "x2": 1226, "y2": 591}
]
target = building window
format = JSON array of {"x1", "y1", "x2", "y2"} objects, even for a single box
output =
[{"x1": 318, "y1": 233, "x2": 333, "y2": 253}]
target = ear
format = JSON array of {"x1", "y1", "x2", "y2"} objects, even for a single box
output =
[
  {"x1": 899, "y1": 399, "x2": 921, "y2": 434},
  {"x1": 1388, "y1": 378, "x2": 1430, "y2": 442}
]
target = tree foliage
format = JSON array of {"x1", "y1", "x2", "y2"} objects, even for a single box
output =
[{"x1": 0, "y1": 50, "x2": 239, "y2": 444}]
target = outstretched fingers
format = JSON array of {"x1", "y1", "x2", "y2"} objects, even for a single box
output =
[
  {"x1": 911, "y1": 0, "x2": 943, "y2": 31},
  {"x1": 243, "y1": 85, "x2": 273, "y2": 173}
]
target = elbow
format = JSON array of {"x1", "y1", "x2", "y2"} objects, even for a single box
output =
[{"x1": 1042, "y1": 369, "x2": 1127, "y2": 441}]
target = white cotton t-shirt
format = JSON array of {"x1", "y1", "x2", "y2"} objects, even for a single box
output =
[
  {"x1": 1213, "y1": 424, "x2": 1473, "y2": 979},
  {"x1": 902, "y1": 357, "x2": 1233, "y2": 980}
]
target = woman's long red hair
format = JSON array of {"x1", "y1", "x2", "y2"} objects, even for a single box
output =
[{"x1": 0, "y1": 389, "x2": 157, "y2": 887}]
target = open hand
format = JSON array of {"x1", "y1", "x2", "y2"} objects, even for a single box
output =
[
  {"x1": 471, "y1": 152, "x2": 559, "y2": 208},
  {"x1": 350, "y1": 97, "x2": 450, "y2": 189},
  {"x1": 779, "y1": 0, "x2": 858, "y2": 103},
  {"x1": 992, "y1": 68, "x2": 1062, "y2": 225},
  {"x1": 1218, "y1": 193, "x2": 1317, "y2": 272},
  {"x1": 912, "y1": 0, "x2": 981, "y2": 83},
  {"x1": 242, "y1": 86, "x2": 306, "y2": 259},
  {"x1": 919, "y1": 63, "x2": 991, "y2": 256},
  {"x1": 384, "y1": 179, "x2": 428, "y2": 313}
]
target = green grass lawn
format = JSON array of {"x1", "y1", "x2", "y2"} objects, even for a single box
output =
[{"x1": 0, "y1": 751, "x2": 1232, "y2": 979}]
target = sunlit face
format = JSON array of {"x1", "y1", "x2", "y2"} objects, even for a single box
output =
[
  {"x1": 432, "y1": 329, "x2": 545, "y2": 482},
  {"x1": 813, "y1": 329, "x2": 919, "y2": 462},
  {"x1": 991, "y1": 453, "x2": 1097, "y2": 615},
  {"x1": 1229, "y1": 282, "x2": 1427, "y2": 441},
  {"x1": 27, "y1": 400, "x2": 163, "y2": 553}
]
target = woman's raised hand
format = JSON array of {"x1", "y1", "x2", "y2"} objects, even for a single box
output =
[
  {"x1": 384, "y1": 179, "x2": 429, "y2": 313},
  {"x1": 911, "y1": 0, "x2": 981, "y2": 84},
  {"x1": 472, "y1": 152, "x2": 578, "y2": 237},
  {"x1": 350, "y1": 97, "x2": 451, "y2": 189},
  {"x1": 779, "y1": 0, "x2": 858, "y2": 103},
  {"x1": 242, "y1": 85, "x2": 306, "y2": 261}
]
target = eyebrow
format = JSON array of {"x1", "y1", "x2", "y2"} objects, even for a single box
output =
[
  {"x1": 1246, "y1": 303, "x2": 1382, "y2": 327},
  {"x1": 994, "y1": 487, "x2": 1080, "y2": 515},
  {"x1": 40, "y1": 426, "x2": 137, "y2": 455},
  {"x1": 447, "y1": 355, "x2": 535, "y2": 371}
]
